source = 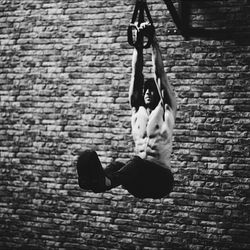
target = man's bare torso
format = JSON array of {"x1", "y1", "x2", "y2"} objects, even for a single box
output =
[{"x1": 131, "y1": 102, "x2": 175, "y2": 169}]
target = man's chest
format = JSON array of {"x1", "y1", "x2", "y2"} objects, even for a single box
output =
[{"x1": 131, "y1": 106, "x2": 168, "y2": 139}]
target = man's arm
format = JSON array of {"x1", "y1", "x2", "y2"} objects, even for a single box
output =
[
  {"x1": 129, "y1": 45, "x2": 144, "y2": 109},
  {"x1": 151, "y1": 36, "x2": 177, "y2": 118}
]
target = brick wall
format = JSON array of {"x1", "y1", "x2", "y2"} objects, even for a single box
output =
[{"x1": 0, "y1": 0, "x2": 249, "y2": 249}]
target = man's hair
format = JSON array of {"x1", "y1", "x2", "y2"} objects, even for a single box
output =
[
  {"x1": 143, "y1": 78, "x2": 161, "y2": 108},
  {"x1": 143, "y1": 78, "x2": 158, "y2": 94}
]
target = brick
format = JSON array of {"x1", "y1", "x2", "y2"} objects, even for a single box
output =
[{"x1": 0, "y1": 0, "x2": 249, "y2": 250}]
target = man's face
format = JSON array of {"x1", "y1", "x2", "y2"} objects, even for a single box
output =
[{"x1": 144, "y1": 85, "x2": 159, "y2": 109}]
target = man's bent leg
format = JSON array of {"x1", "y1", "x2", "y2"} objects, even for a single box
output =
[
  {"x1": 108, "y1": 157, "x2": 174, "y2": 199},
  {"x1": 105, "y1": 156, "x2": 144, "y2": 190},
  {"x1": 104, "y1": 161, "x2": 125, "y2": 188},
  {"x1": 77, "y1": 150, "x2": 108, "y2": 193},
  {"x1": 77, "y1": 153, "x2": 159, "y2": 196}
]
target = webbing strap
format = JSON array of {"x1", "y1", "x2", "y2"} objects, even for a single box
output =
[{"x1": 127, "y1": 0, "x2": 155, "y2": 48}]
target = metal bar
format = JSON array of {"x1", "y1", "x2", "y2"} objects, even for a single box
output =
[
  {"x1": 178, "y1": 0, "x2": 221, "y2": 1},
  {"x1": 165, "y1": 26, "x2": 250, "y2": 40},
  {"x1": 178, "y1": 0, "x2": 190, "y2": 39},
  {"x1": 188, "y1": 28, "x2": 250, "y2": 39},
  {"x1": 163, "y1": 0, "x2": 249, "y2": 41},
  {"x1": 162, "y1": 0, "x2": 184, "y2": 31}
]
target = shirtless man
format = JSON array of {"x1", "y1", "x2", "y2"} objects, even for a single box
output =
[{"x1": 77, "y1": 23, "x2": 177, "y2": 199}]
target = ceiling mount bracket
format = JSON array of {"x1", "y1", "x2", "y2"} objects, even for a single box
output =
[{"x1": 162, "y1": 0, "x2": 250, "y2": 40}]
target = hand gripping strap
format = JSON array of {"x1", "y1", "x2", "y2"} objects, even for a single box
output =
[{"x1": 127, "y1": 0, "x2": 155, "y2": 48}]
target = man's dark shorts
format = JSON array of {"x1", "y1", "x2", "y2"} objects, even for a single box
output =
[{"x1": 120, "y1": 156, "x2": 174, "y2": 199}]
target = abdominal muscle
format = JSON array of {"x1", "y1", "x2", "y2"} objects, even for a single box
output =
[
  {"x1": 134, "y1": 135, "x2": 172, "y2": 169},
  {"x1": 131, "y1": 105, "x2": 174, "y2": 170}
]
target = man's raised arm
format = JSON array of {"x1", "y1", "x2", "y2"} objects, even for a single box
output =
[
  {"x1": 151, "y1": 36, "x2": 177, "y2": 117},
  {"x1": 129, "y1": 45, "x2": 144, "y2": 109}
]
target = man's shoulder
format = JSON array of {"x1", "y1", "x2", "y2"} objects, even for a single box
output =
[
  {"x1": 164, "y1": 103, "x2": 176, "y2": 118},
  {"x1": 131, "y1": 105, "x2": 146, "y2": 114}
]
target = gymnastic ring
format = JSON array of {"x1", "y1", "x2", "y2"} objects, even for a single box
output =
[
  {"x1": 127, "y1": 23, "x2": 154, "y2": 49},
  {"x1": 127, "y1": 24, "x2": 138, "y2": 47}
]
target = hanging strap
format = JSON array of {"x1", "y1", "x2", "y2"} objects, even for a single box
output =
[{"x1": 127, "y1": 0, "x2": 155, "y2": 48}]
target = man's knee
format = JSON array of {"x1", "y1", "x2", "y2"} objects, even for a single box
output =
[
  {"x1": 77, "y1": 149, "x2": 100, "y2": 176},
  {"x1": 77, "y1": 149, "x2": 96, "y2": 163},
  {"x1": 104, "y1": 161, "x2": 125, "y2": 177}
]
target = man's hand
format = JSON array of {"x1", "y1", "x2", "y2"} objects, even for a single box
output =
[
  {"x1": 138, "y1": 22, "x2": 151, "y2": 30},
  {"x1": 138, "y1": 22, "x2": 155, "y2": 39},
  {"x1": 128, "y1": 22, "x2": 155, "y2": 49}
]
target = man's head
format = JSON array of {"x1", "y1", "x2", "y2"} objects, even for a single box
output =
[{"x1": 143, "y1": 78, "x2": 160, "y2": 110}]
